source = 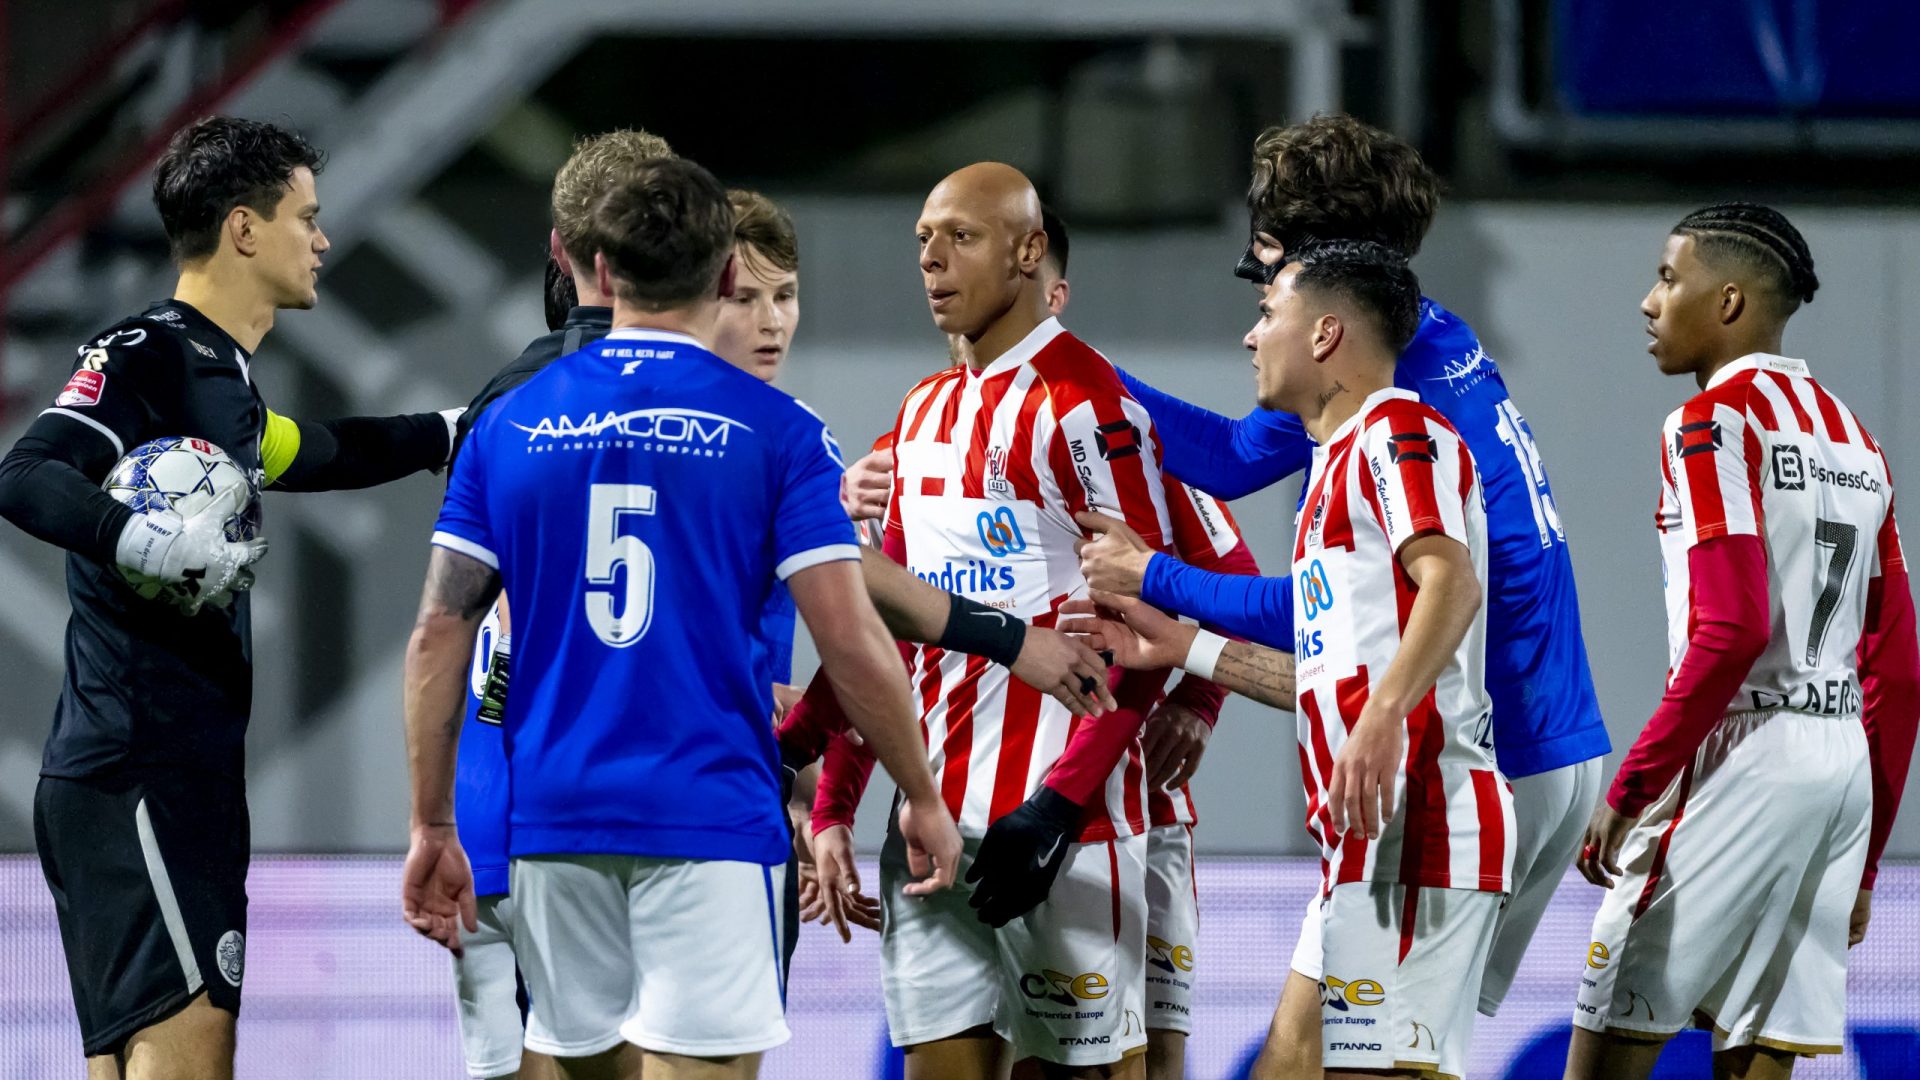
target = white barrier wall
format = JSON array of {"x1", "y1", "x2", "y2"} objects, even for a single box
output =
[{"x1": 3, "y1": 858, "x2": 1917, "y2": 1078}]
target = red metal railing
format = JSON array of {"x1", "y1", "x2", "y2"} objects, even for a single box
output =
[
  {"x1": 6, "y1": 0, "x2": 192, "y2": 159},
  {"x1": 0, "y1": 0, "x2": 345, "y2": 299},
  {"x1": 0, "y1": 0, "x2": 493, "y2": 413}
]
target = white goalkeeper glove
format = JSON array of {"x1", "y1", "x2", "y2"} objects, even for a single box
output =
[
  {"x1": 439, "y1": 407, "x2": 466, "y2": 468},
  {"x1": 114, "y1": 485, "x2": 269, "y2": 613}
]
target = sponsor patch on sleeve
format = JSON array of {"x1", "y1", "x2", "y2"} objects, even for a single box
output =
[{"x1": 54, "y1": 369, "x2": 105, "y2": 408}]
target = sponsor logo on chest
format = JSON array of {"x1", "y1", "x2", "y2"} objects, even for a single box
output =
[{"x1": 510, "y1": 408, "x2": 751, "y2": 458}]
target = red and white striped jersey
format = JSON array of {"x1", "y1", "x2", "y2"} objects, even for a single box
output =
[
  {"x1": 1293, "y1": 387, "x2": 1513, "y2": 895},
  {"x1": 1149, "y1": 481, "x2": 1248, "y2": 828},
  {"x1": 884, "y1": 317, "x2": 1175, "y2": 841},
  {"x1": 1657, "y1": 353, "x2": 1902, "y2": 717}
]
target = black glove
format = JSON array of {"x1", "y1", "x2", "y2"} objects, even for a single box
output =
[{"x1": 965, "y1": 785, "x2": 1082, "y2": 927}]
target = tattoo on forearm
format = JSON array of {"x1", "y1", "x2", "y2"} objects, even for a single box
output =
[
  {"x1": 1216, "y1": 642, "x2": 1297, "y2": 710},
  {"x1": 1316, "y1": 381, "x2": 1348, "y2": 411},
  {"x1": 424, "y1": 548, "x2": 502, "y2": 620}
]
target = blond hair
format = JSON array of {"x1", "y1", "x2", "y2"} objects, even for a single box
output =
[{"x1": 552, "y1": 128, "x2": 675, "y2": 268}]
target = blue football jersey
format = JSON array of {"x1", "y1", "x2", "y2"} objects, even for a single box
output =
[
  {"x1": 434, "y1": 328, "x2": 859, "y2": 865},
  {"x1": 455, "y1": 602, "x2": 510, "y2": 897},
  {"x1": 1124, "y1": 298, "x2": 1610, "y2": 778}
]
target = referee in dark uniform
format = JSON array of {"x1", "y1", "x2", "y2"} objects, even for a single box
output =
[{"x1": 0, "y1": 117, "x2": 458, "y2": 1079}]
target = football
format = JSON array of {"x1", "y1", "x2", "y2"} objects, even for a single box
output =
[{"x1": 101, "y1": 436, "x2": 261, "y2": 605}]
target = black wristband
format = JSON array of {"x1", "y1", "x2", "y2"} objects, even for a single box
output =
[{"x1": 935, "y1": 592, "x2": 1026, "y2": 667}]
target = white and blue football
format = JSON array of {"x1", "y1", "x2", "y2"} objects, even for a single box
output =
[{"x1": 102, "y1": 437, "x2": 260, "y2": 604}]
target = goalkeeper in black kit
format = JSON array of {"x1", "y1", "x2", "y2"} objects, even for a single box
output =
[{"x1": 0, "y1": 117, "x2": 458, "y2": 1080}]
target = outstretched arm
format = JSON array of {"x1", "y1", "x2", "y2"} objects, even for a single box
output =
[
  {"x1": 1059, "y1": 593, "x2": 1298, "y2": 712},
  {"x1": 265, "y1": 408, "x2": 458, "y2": 492},
  {"x1": 790, "y1": 560, "x2": 960, "y2": 896},
  {"x1": 859, "y1": 545, "x2": 1114, "y2": 716},
  {"x1": 1116, "y1": 368, "x2": 1312, "y2": 499},
  {"x1": 1079, "y1": 508, "x2": 1296, "y2": 650}
]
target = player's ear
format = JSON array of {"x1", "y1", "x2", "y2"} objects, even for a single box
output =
[
  {"x1": 1048, "y1": 278, "x2": 1071, "y2": 317},
  {"x1": 1719, "y1": 282, "x2": 1745, "y2": 326},
  {"x1": 549, "y1": 230, "x2": 572, "y2": 276},
  {"x1": 1020, "y1": 229, "x2": 1047, "y2": 276},
  {"x1": 228, "y1": 207, "x2": 258, "y2": 258},
  {"x1": 715, "y1": 252, "x2": 738, "y2": 300},
  {"x1": 593, "y1": 251, "x2": 615, "y2": 301},
  {"x1": 1312, "y1": 313, "x2": 1343, "y2": 363}
]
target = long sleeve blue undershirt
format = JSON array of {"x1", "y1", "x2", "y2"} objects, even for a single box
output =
[
  {"x1": 1116, "y1": 368, "x2": 1314, "y2": 500},
  {"x1": 1142, "y1": 551, "x2": 1296, "y2": 650},
  {"x1": 1120, "y1": 368, "x2": 1310, "y2": 644}
]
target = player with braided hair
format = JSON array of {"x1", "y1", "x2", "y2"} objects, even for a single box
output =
[
  {"x1": 1671, "y1": 201, "x2": 1821, "y2": 313},
  {"x1": 1566, "y1": 205, "x2": 1918, "y2": 1079}
]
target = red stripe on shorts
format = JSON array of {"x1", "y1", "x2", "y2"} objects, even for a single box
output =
[
  {"x1": 1632, "y1": 763, "x2": 1696, "y2": 921},
  {"x1": 1398, "y1": 884, "x2": 1420, "y2": 964}
]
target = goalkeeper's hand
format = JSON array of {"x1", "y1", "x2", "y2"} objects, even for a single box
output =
[
  {"x1": 965, "y1": 785, "x2": 1081, "y2": 927},
  {"x1": 114, "y1": 485, "x2": 268, "y2": 613}
]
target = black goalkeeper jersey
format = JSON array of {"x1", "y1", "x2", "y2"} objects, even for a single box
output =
[
  {"x1": 26, "y1": 300, "x2": 270, "y2": 780},
  {"x1": 450, "y1": 304, "x2": 612, "y2": 464}
]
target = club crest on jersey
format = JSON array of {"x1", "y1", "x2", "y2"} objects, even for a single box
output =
[
  {"x1": 977, "y1": 506, "x2": 1027, "y2": 557},
  {"x1": 510, "y1": 408, "x2": 752, "y2": 457},
  {"x1": 1674, "y1": 419, "x2": 1721, "y2": 459},
  {"x1": 55, "y1": 369, "x2": 105, "y2": 407},
  {"x1": 986, "y1": 444, "x2": 1011, "y2": 495},
  {"x1": 1386, "y1": 431, "x2": 1437, "y2": 464},
  {"x1": 1094, "y1": 419, "x2": 1141, "y2": 461}
]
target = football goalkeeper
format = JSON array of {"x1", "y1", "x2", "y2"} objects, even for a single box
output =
[{"x1": 0, "y1": 117, "x2": 457, "y2": 1080}]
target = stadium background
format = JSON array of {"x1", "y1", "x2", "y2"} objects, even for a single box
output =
[{"x1": 2, "y1": 1, "x2": 1918, "y2": 1076}]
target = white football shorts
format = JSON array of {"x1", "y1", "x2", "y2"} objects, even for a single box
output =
[
  {"x1": 1574, "y1": 710, "x2": 1869, "y2": 1056},
  {"x1": 1289, "y1": 756, "x2": 1600, "y2": 1021},
  {"x1": 1143, "y1": 824, "x2": 1197, "y2": 1034},
  {"x1": 1318, "y1": 880, "x2": 1502, "y2": 1080},
  {"x1": 451, "y1": 893, "x2": 523, "y2": 1079},
  {"x1": 510, "y1": 854, "x2": 789, "y2": 1059},
  {"x1": 879, "y1": 819, "x2": 1148, "y2": 1067},
  {"x1": 1478, "y1": 755, "x2": 1602, "y2": 1014}
]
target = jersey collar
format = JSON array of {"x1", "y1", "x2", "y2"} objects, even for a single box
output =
[
  {"x1": 1707, "y1": 352, "x2": 1809, "y2": 389},
  {"x1": 604, "y1": 327, "x2": 709, "y2": 351},
  {"x1": 971, "y1": 316, "x2": 1066, "y2": 379}
]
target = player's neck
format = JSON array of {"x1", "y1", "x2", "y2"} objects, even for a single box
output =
[
  {"x1": 1301, "y1": 364, "x2": 1393, "y2": 444},
  {"x1": 964, "y1": 292, "x2": 1050, "y2": 371},
  {"x1": 171, "y1": 267, "x2": 275, "y2": 353},
  {"x1": 570, "y1": 272, "x2": 613, "y2": 310},
  {"x1": 610, "y1": 300, "x2": 716, "y2": 348},
  {"x1": 1696, "y1": 330, "x2": 1786, "y2": 389}
]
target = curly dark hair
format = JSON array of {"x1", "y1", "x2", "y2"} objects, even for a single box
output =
[
  {"x1": 583, "y1": 157, "x2": 734, "y2": 311},
  {"x1": 1288, "y1": 240, "x2": 1423, "y2": 353},
  {"x1": 1247, "y1": 114, "x2": 1439, "y2": 258},
  {"x1": 1673, "y1": 202, "x2": 1819, "y2": 315},
  {"x1": 152, "y1": 116, "x2": 325, "y2": 263},
  {"x1": 544, "y1": 257, "x2": 578, "y2": 331}
]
